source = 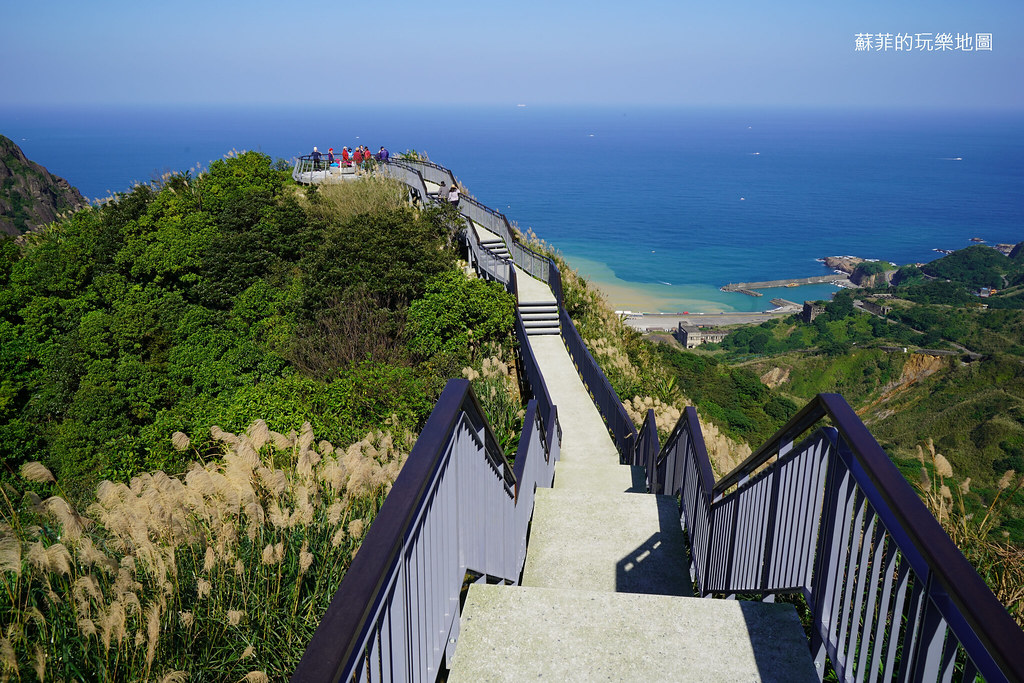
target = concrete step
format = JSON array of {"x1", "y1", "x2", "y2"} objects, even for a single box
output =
[
  {"x1": 449, "y1": 584, "x2": 818, "y2": 682},
  {"x1": 479, "y1": 239, "x2": 510, "y2": 258},
  {"x1": 523, "y1": 335, "x2": 621, "y2": 465},
  {"x1": 553, "y1": 461, "x2": 646, "y2": 494},
  {"x1": 524, "y1": 328, "x2": 561, "y2": 336},
  {"x1": 522, "y1": 489, "x2": 692, "y2": 596},
  {"x1": 519, "y1": 302, "x2": 559, "y2": 335}
]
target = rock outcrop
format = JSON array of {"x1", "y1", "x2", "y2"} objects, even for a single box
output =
[
  {"x1": 0, "y1": 134, "x2": 87, "y2": 236},
  {"x1": 823, "y1": 256, "x2": 864, "y2": 274}
]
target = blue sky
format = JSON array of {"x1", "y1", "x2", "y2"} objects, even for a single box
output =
[{"x1": 2, "y1": 0, "x2": 1022, "y2": 109}]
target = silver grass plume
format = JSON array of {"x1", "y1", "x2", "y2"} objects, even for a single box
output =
[
  {"x1": 0, "y1": 536, "x2": 21, "y2": 577},
  {"x1": 1, "y1": 638, "x2": 16, "y2": 677},
  {"x1": 210, "y1": 425, "x2": 240, "y2": 445},
  {"x1": 145, "y1": 602, "x2": 161, "y2": 668},
  {"x1": 43, "y1": 495, "x2": 89, "y2": 542},
  {"x1": 270, "y1": 430, "x2": 292, "y2": 451},
  {"x1": 246, "y1": 419, "x2": 271, "y2": 450},
  {"x1": 298, "y1": 422, "x2": 315, "y2": 452},
  {"x1": 46, "y1": 543, "x2": 72, "y2": 575},
  {"x1": 20, "y1": 461, "x2": 56, "y2": 484},
  {"x1": 32, "y1": 644, "x2": 44, "y2": 681},
  {"x1": 348, "y1": 518, "x2": 365, "y2": 538},
  {"x1": 171, "y1": 431, "x2": 191, "y2": 452},
  {"x1": 299, "y1": 540, "x2": 313, "y2": 575}
]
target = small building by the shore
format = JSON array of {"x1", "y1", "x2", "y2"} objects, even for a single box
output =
[
  {"x1": 676, "y1": 323, "x2": 729, "y2": 349},
  {"x1": 802, "y1": 301, "x2": 826, "y2": 324},
  {"x1": 857, "y1": 299, "x2": 892, "y2": 317}
]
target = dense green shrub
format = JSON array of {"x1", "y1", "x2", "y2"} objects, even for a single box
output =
[
  {"x1": 407, "y1": 270, "x2": 516, "y2": 360},
  {"x1": 0, "y1": 153, "x2": 466, "y2": 498}
]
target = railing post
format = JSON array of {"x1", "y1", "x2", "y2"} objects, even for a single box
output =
[
  {"x1": 759, "y1": 459, "x2": 782, "y2": 594},
  {"x1": 809, "y1": 442, "x2": 845, "y2": 679}
]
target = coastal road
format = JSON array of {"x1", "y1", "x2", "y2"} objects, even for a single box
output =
[{"x1": 624, "y1": 311, "x2": 791, "y2": 332}]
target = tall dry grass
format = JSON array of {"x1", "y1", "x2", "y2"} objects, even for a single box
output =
[
  {"x1": 0, "y1": 420, "x2": 411, "y2": 681},
  {"x1": 915, "y1": 438, "x2": 1024, "y2": 626},
  {"x1": 462, "y1": 350, "x2": 524, "y2": 458},
  {"x1": 301, "y1": 175, "x2": 408, "y2": 225}
]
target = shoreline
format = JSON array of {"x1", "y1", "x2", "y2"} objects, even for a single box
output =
[{"x1": 563, "y1": 253, "x2": 843, "y2": 316}]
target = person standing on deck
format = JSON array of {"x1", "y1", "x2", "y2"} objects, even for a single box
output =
[
  {"x1": 311, "y1": 146, "x2": 322, "y2": 170},
  {"x1": 447, "y1": 183, "x2": 460, "y2": 208},
  {"x1": 353, "y1": 147, "x2": 364, "y2": 174},
  {"x1": 341, "y1": 147, "x2": 350, "y2": 166},
  {"x1": 436, "y1": 180, "x2": 446, "y2": 202}
]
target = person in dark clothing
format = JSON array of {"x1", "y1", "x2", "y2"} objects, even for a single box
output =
[
  {"x1": 379, "y1": 146, "x2": 390, "y2": 162},
  {"x1": 327, "y1": 148, "x2": 335, "y2": 166},
  {"x1": 311, "y1": 146, "x2": 322, "y2": 170}
]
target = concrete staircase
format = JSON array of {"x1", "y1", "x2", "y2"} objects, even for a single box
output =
[
  {"x1": 447, "y1": 267, "x2": 819, "y2": 682},
  {"x1": 518, "y1": 301, "x2": 560, "y2": 336},
  {"x1": 478, "y1": 235, "x2": 510, "y2": 260}
]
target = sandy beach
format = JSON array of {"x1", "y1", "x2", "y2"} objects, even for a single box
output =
[{"x1": 564, "y1": 253, "x2": 835, "y2": 318}]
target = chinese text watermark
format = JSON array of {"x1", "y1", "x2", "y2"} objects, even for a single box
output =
[{"x1": 854, "y1": 33, "x2": 992, "y2": 52}]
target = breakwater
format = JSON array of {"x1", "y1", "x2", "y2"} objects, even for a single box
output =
[{"x1": 722, "y1": 273, "x2": 850, "y2": 293}]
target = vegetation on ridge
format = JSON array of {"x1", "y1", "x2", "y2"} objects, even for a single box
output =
[{"x1": 0, "y1": 151, "x2": 526, "y2": 678}]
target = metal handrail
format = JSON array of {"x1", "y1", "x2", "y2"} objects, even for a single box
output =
[
  {"x1": 292, "y1": 381, "x2": 556, "y2": 682},
  {"x1": 647, "y1": 393, "x2": 1024, "y2": 682}
]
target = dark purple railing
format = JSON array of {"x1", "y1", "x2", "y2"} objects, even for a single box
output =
[
  {"x1": 292, "y1": 381, "x2": 556, "y2": 682},
  {"x1": 634, "y1": 409, "x2": 660, "y2": 493},
  {"x1": 646, "y1": 393, "x2": 1024, "y2": 683}
]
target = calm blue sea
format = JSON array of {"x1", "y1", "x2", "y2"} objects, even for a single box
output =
[{"x1": 2, "y1": 105, "x2": 1021, "y2": 313}]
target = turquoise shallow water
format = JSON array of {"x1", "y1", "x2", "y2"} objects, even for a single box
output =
[{"x1": 2, "y1": 105, "x2": 1021, "y2": 313}]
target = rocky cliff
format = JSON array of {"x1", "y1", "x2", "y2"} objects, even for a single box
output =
[{"x1": 0, "y1": 134, "x2": 88, "y2": 236}]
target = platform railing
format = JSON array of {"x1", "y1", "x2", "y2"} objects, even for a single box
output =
[
  {"x1": 390, "y1": 157, "x2": 456, "y2": 199},
  {"x1": 647, "y1": 393, "x2": 1024, "y2": 683},
  {"x1": 379, "y1": 160, "x2": 431, "y2": 203}
]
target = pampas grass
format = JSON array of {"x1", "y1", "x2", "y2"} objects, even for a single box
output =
[
  {"x1": 0, "y1": 420, "x2": 408, "y2": 680},
  {"x1": 915, "y1": 438, "x2": 1024, "y2": 626}
]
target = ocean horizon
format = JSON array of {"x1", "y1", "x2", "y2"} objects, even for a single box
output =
[{"x1": 2, "y1": 104, "x2": 1021, "y2": 314}]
